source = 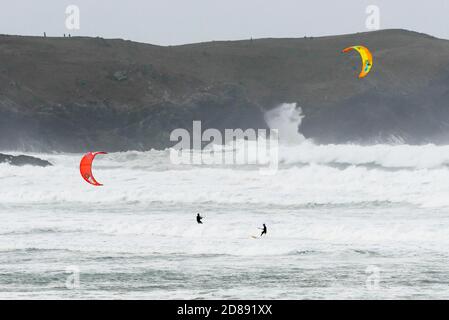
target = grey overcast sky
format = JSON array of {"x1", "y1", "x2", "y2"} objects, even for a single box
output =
[{"x1": 0, "y1": 0, "x2": 448, "y2": 45}]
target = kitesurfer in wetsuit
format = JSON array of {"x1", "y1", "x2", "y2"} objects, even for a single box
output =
[
  {"x1": 196, "y1": 213, "x2": 203, "y2": 224},
  {"x1": 259, "y1": 224, "x2": 267, "y2": 237}
]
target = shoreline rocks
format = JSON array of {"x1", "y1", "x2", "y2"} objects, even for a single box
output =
[{"x1": 0, "y1": 153, "x2": 52, "y2": 167}]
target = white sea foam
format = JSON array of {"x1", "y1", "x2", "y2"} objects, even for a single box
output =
[
  {"x1": 2, "y1": 103, "x2": 449, "y2": 208},
  {"x1": 2, "y1": 103, "x2": 449, "y2": 299}
]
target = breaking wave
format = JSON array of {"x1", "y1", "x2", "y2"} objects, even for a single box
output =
[{"x1": 2, "y1": 103, "x2": 449, "y2": 208}]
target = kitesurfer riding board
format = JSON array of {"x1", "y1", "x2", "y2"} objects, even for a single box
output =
[
  {"x1": 259, "y1": 224, "x2": 267, "y2": 237},
  {"x1": 196, "y1": 213, "x2": 203, "y2": 224},
  {"x1": 251, "y1": 224, "x2": 267, "y2": 238}
]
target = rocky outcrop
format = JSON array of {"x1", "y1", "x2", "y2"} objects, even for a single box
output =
[{"x1": 0, "y1": 153, "x2": 52, "y2": 166}]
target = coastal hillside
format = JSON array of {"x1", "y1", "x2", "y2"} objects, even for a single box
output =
[{"x1": 1, "y1": 29, "x2": 449, "y2": 151}]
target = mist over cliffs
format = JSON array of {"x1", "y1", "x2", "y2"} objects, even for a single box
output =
[{"x1": 1, "y1": 29, "x2": 449, "y2": 151}]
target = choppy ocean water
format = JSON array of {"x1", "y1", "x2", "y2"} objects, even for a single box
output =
[{"x1": 2, "y1": 139, "x2": 449, "y2": 299}]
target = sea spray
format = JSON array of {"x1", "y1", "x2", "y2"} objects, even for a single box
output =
[{"x1": 264, "y1": 103, "x2": 306, "y2": 145}]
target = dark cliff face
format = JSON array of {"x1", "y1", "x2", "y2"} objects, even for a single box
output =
[
  {"x1": 1, "y1": 29, "x2": 449, "y2": 151},
  {"x1": 0, "y1": 82, "x2": 267, "y2": 152}
]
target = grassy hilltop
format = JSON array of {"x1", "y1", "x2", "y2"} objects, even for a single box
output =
[{"x1": 1, "y1": 29, "x2": 449, "y2": 151}]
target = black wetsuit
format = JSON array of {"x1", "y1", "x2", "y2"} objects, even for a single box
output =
[
  {"x1": 196, "y1": 214, "x2": 203, "y2": 224},
  {"x1": 260, "y1": 224, "x2": 267, "y2": 236}
]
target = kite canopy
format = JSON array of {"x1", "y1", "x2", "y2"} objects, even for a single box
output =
[
  {"x1": 342, "y1": 45, "x2": 373, "y2": 78},
  {"x1": 80, "y1": 151, "x2": 107, "y2": 186}
]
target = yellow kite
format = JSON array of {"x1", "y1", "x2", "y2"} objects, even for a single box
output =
[{"x1": 342, "y1": 46, "x2": 373, "y2": 78}]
